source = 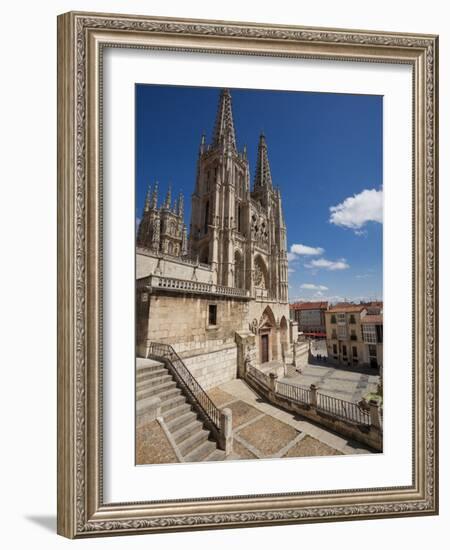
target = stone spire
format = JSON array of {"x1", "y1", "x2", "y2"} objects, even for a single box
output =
[
  {"x1": 177, "y1": 192, "x2": 184, "y2": 218},
  {"x1": 152, "y1": 181, "x2": 159, "y2": 209},
  {"x1": 181, "y1": 224, "x2": 188, "y2": 255},
  {"x1": 144, "y1": 183, "x2": 152, "y2": 212},
  {"x1": 212, "y1": 88, "x2": 237, "y2": 152},
  {"x1": 164, "y1": 183, "x2": 172, "y2": 209},
  {"x1": 199, "y1": 133, "x2": 206, "y2": 155},
  {"x1": 253, "y1": 133, "x2": 273, "y2": 190}
]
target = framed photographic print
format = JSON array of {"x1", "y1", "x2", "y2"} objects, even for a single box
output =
[{"x1": 57, "y1": 11, "x2": 439, "y2": 538}]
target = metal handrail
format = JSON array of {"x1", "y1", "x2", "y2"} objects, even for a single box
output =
[
  {"x1": 244, "y1": 364, "x2": 371, "y2": 427},
  {"x1": 316, "y1": 392, "x2": 370, "y2": 426},
  {"x1": 277, "y1": 381, "x2": 310, "y2": 406},
  {"x1": 146, "y1": 341, "x2": 221, "y2": 432}
]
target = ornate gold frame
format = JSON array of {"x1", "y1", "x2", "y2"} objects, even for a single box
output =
[{"x1": 57, "y1": 11, "x2": 439, "y2": 538}]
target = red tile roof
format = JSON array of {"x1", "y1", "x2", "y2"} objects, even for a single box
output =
[
  {"x1": 361, "y1": 314, "x2": 383, "y2": 324},
  {"x1": 327, "y1": 304, "x2": 366, "y2": 313},
  {"x1": 289, "y1": 301, "x2": 328, "y2": 311}
]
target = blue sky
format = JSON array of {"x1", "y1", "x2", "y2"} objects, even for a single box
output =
[{"x1": 136, "y1": 84, "x2": 383, "y2": 304}]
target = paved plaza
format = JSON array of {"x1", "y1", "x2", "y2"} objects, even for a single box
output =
[
  {"x1": 136, "y1": 377, "x2": 374, "y2": 465},
  {"x1": 284, "y1": 356, "x2": 380, "y2": 403}
]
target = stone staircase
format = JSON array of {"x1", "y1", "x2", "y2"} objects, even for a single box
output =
[{"x1": 136, "y1": 358, "x2": 226, "y2": 463}]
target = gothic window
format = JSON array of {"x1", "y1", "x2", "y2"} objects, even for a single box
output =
[
  {"x1": 200, "y1": 244, "x2": 209, "y2": 264},
  {"x1": 204, "y1": 200, "x2": 209, "y2": 234},
  {"x1": 254, "y1": 256, "x2": 268, "y2": 289},
  {"x1": 234, "y1": 250, "x2": 244, "y2": 289}
]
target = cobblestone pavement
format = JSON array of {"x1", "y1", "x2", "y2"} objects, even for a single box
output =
[
  {"x1": 284, "y1": 360, "x2": 380, "y2": 403},
  {"x1": 209, "y1": 379, "x2": 374, "y2": 459}
]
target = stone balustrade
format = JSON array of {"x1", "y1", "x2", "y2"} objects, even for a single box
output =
[{"x1": 138, "y1": 274, "x2": 251, "y2": 300}]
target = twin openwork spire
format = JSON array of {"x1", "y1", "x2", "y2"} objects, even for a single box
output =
[
  {"x1": 212, "y1": 88, "x2": 237, "y2": 152},
  {"x1": 253, "y1": 133, "x2": 273, "y2": 189},
  {"x1": 212, "y1": 88, "x2": 274, "y2": 191}
]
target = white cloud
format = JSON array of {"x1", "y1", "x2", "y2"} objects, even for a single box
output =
[
  {"x1": 329, "y1": 188, "x2": 383, "y2": 230},
  {"x1": 287, "y1": 252, "x2": 297, "y2": 262},
  {"x1": 290, "y1": 243, "x2": 324, "y2": 256},
  {"x1": 300, "y1": 283, "x2": 328, "y2": 291},
  {"x1": 305, "y1": 258, "x2": 349, "y2": 271},
  {"x1": 288, "y1": 267, "x2": 295, "y2": 274}
]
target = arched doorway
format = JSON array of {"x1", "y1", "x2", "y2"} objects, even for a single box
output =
[{"x1": 258, "y1": 306, "x2": 277, "y2": 364}]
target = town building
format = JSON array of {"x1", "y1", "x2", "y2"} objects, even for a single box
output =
[
  {"x1": 289, "y1": 301, "x2": 328, "y2": 337},
  {"x1": 136, "y1": 88, "x2": 296, "y2": 389},
  {"x1": 324, "y1": 304, "x2": 383, "y2": 368},
  {"x1": 361, "y1": 313, "x2": 383, "y2": 368}
]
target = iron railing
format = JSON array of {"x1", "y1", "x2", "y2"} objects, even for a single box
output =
[
  {"x1": 146, "y1": 341, "x2": 221, "y2": 432},
  {"x1": 316, "y1": 392, "x2": 370, "y2": 426},
  {"x1": 245, "y1": 365, "x2": 371, "y2": 427},
  {"x1": 277, "y1": 381, "x2": 310, "y2": 406}
]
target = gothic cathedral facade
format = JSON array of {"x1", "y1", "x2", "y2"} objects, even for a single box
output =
[{"x1": 136, "y1": 89, "x2": 296, "y2": 389}]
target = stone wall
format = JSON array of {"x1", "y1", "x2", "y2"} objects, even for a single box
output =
[
  {"x1": 143, "y1": 293, "x2": 248, "y2": 350},
  {"x1": 137, "y1": 292, "x2": 249, "y2": 388},
  {"x1": 183, "y1": 345, "x2": 237, "y2": 389}
]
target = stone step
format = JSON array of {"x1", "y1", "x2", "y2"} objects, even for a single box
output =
[
  {"x1": 178, "y1": 427, "x2": 210, "y2": 457},
  {"x1": 183, "y1": 439, "x2": 218, "y2": 463},
  {"x1": 172, "y1": 418, "x2": 205, "y2": 445},
  {"x1": 204, "y1": 448, "x2": 226, "y2": 462},
  {"x1": 137, "y1": 380, "x2": 178, "y2": 400},
  {"x1": 136, "y1": 367, "x2": 168, "y2": 383},
  {"x1": 166, "y1": 410, "x2": 197, "y2": 432},
  {"x1": 160, "y1": 394, "x2": 187, "y2": 414},
  {"x1": 136, "y1": 360, "x2": 165, "y2": 373},
  {"x1": 163, "y1": 402, "x2": 192, "y2": 422},
  {"x1": 136, "y1": 395, "x2": 161, "y2": 415},
  {"x1": 136, "y1": 373, "x2": 172, "y2": 390}
]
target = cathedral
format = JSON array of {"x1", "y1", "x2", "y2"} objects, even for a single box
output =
[{"x1": 136, "y1": 88, "x2": 296, "y2": 389}]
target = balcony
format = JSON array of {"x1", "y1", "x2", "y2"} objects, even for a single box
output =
[{"x1": 137, "y1": 275, "x2": 251, "y2": 300}]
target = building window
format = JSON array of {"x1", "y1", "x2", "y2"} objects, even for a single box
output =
[
  {"x1": 362, "y1": 324, "x2": 377, "y2": 344},
  {"x1": 376, "y1": 324, "x2": 383, "y2": 343},
  {"x1": 337, "y1": 313, "x2": 346, "y2": 324},
  {"x1": 350, "y1": 330, "x2": 357, "y2": 341},
  {"x1": 342, "y1": 344, "x2": 347, "y2": 357},
  {"x1": 330, "y1": 315, "x2": 336, "y2": 324},
  {"x1": 349, "y1": 314, "x2": 356, "y2": 324},
  {"x1": 208, "y1": 304, "x2": 217, "y2": 326},
  {"x1": 352, "y1": 346, "x2": 358, "y2": 358},
  {"x1": 337, "y1": 325, "x2": 347, "y2": 340},
  {"x1": 332, "y1": 330, "x2": 337, "y2": 339},
  {"x1": 368, "y1": 344, "x2": 377, "y2": 357},
  {"x1": 333, "y1": 344, "x2": 337, "y2": 354}
]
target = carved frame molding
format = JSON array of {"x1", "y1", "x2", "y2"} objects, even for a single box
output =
[{"x1": 57, "y1": 11, "x2": 438, "y2": 538}]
